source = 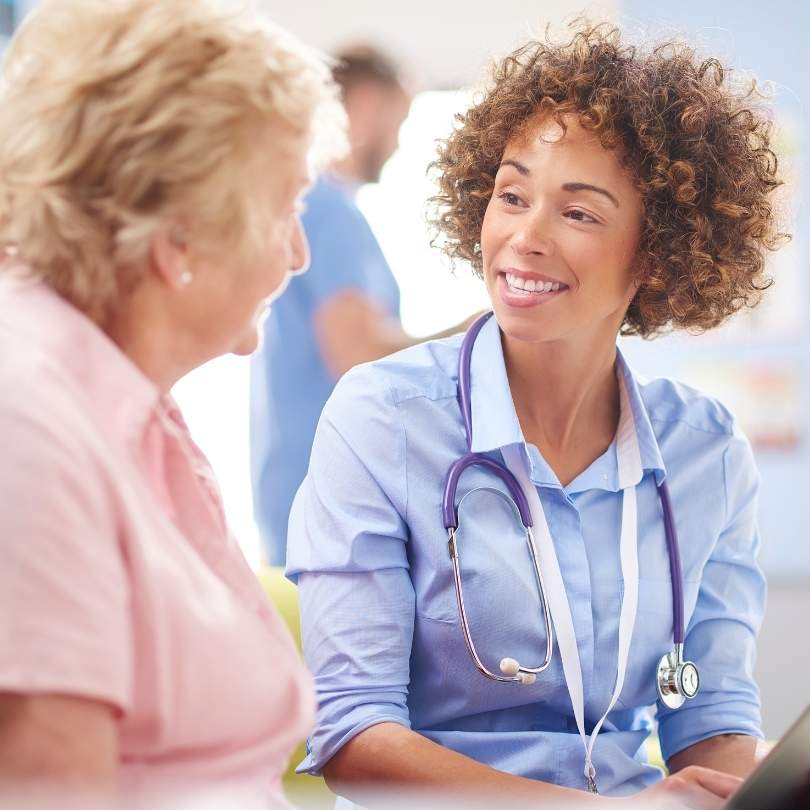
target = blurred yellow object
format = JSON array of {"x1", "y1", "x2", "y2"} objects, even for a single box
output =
[
  {"x1": 257, "y1": 565, "x2": 335, "y2": 808},
  {"x1": 256, "y1": 564, "x2": 666, "y2": 803},
  {"x1": 645, "y1": 734, "x2": 666, "y2": 774}
]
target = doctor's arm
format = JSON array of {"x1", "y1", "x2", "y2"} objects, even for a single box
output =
[
  {"x1": 659, "y1": 429, "x2": 767, "y2": 780},
  {"x1": 668, "y1": 734, "x2": 760, "y2": 777},
  {"x1": 324, "y1": 721, "x2": 620, "y2": 805},
  {"x1": 324, "y1": 722, "x2": 744, "y2": 808}
]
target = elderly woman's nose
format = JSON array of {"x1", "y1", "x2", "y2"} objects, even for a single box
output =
[{"x1": 291, "y1": 216, "x2": 310, "y2": 275}]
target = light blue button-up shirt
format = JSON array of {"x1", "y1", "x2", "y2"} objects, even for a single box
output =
[{"x1": 287, "y1": 314, "x2": 765, "y2": 797}]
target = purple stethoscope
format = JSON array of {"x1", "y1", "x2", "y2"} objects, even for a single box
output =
[{"x1": 441, "y1": 312, "x2": 699, "y2": 709}]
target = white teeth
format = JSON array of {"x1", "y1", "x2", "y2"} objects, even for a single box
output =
[{"x1": 505, "y1": 273, "x2": 563, "y2": 294}]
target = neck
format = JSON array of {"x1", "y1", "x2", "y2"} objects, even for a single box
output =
[
  {"x1": 503, "y1": 332, "x2": 620, "y2": 486},
  {"x1": 102, "y1": 283, "x2": 197, "y2": 395}
]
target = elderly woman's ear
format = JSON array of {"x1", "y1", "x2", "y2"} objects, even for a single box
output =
[{"x1": 150, "y1": 224, "x2": 194, "y2": 291}]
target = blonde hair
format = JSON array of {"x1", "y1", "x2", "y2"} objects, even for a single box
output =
[{"x1": 0, "y1": 0, "x2": 346, "y2": 320}]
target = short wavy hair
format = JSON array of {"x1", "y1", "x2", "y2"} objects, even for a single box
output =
[
  {"x1": 0, "y1": 0, "x2": 346, "y2": 321},
  {"x1": 431, "y1": 22, "x2": 788, "y2": 336}
]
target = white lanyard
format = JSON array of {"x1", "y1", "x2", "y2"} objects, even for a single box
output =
[{"x1": 501, "y1": 373, "x2": 643, "y2": 793}]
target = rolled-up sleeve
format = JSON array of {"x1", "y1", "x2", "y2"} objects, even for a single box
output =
[
  {"x1": 286, "y1": 366, "x2": 414, "y2": 774},
  {"x1": 658, "y1": 426, "x2": 766, "y2": 762}
]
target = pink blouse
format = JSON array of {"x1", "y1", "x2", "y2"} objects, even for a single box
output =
[{"x1": 0, "y1": 274, "x2": 314, "y2": 808}]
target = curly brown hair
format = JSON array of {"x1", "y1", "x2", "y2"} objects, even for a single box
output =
[{"x1": 430, "y1": 22, "x2": 789, "y2": 336}]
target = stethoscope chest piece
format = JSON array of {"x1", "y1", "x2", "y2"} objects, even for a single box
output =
[{"x1": 657, "y1": 644, "x2": 700, "y2": 710}]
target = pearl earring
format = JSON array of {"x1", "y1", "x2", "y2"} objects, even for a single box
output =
[{"x1": 179, "y1": 270, "x2": 193, "y2": 287}]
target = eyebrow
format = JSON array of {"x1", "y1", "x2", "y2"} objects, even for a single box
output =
[{"x1": 498, "y1": 159, "x2": 620, "y2": 208}]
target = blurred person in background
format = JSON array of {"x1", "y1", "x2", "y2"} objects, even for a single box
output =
[
  {"x1": 0, "y1": 0, "x2": 344, "y2": 807},
  {"x1": 288, "y1": 22, "x2": 788, "y2": 810},
  {"x1": 250, "y1": 46, "x2": 478, "y2": 566}
]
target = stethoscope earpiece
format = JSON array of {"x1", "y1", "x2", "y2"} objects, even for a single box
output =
[
  {"x1": 499, "y1": 658, "x2": 537, "y2": 685},
  {"x1": 499, "y1": 657, "x2": 520, "y2": 676}
]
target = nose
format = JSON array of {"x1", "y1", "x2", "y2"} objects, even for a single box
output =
[
  {"x1": 290, "y1": 214, "x2": 310, "y2": 276},
  {"x1": 511, "y1": 209, "x2": 554, "y2": 258}
]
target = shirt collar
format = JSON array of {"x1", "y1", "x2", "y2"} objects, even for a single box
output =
[
  {"x1": 616, "y1": 352, "x2": 667, "y2": 485},
  {"x1": 2, "y1": 275, "x2": 161, "y2": 445},
  {"x1": 468, "y1": 313, "x2": 524, "y2": 454},
  {"x1": 466, "y1": 313, "x2": 666, "y2": 490}
]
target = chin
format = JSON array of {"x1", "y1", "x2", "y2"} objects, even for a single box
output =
[
  {"x1": 491, "y1": 304, "x2": 557, "y2": 344},
  {"x1": 231, "y1": 328, "x2": 260, "y2": 357},
  {"x1": 500, "y1": 320, "x2": 557, "y2": 346}
]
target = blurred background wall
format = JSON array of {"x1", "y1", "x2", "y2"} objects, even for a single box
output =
[{"x1": 5, "y1": 0, "x2": 808, "y2": 739}]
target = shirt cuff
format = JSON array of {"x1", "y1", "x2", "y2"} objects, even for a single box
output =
[
  {"x1": 296, "y1": 710, "x2": 411, "y2": 776},
  {"x1": 658, "y1": 699, "x2": 763, "y2": 762}
]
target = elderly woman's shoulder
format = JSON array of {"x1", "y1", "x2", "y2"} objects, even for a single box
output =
[
  {"x1": 0, "y1": 345, "x2": 89, "y2": 442},
  {"x1": 0, "y1": 313, "x2": 105, "y2": 464}
]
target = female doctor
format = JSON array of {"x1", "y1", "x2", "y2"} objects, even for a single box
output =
[{"x1": 287, "y1": 23, "x2": 786, "y2": 809}]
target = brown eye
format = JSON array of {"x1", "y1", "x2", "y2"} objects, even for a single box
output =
[
  {"x1": 498, "y1": 191, "x2": 522, "y2": 207},
  {"x1": 564, "y1": 209, "x2": 597, "y2": 223}
]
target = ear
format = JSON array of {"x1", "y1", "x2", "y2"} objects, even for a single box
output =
[
  {"x1": 626, "y1": 264, "x2": 644, "y2": 304},
  {"x1": 150, "y1": 222, "x2": 192, "y2": 291}
]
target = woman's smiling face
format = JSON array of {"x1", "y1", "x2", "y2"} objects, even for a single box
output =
[{"x1": 481, "y1": 115, "x2": 643, "y2": 347}]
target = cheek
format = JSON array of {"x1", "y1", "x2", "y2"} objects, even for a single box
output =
[
  {"x1": 479, "y1": 204, "x2": 502, "y2": 263},
  {"x1": 259, "y1": 230, "x2": 289, "y2": 288},
  {"x1": 578, "y1": 228, "x2": 639, "y2": 294},
  {"x1": 612, "y1": 226, "x2": 642, "y2": 291}
]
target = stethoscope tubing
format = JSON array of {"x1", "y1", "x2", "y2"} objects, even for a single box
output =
[
  {"x1": 658, "y1": 478, "x2": 684, "y2": 645},
  {"x1": 442, "y1": 453, "x2": 532, "y2": 530},
  {"x1": 443, "y1": 310, "x2": 686, "y2": 652}
]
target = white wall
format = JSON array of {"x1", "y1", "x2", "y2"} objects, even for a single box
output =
[
  {"x1": 261, "y1": 0, "x2": 618, "y2": 89},
  {"x1": 755, "y1": 584, "x2": 810, "y2": 739}
]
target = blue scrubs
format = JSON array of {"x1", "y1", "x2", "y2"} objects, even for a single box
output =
[
  {"x1": 287, "y1": 314, "x2": 765, "y2": 796},
  {"x1": 250, "y1": 176, "x2": 400, "y2": 565}
]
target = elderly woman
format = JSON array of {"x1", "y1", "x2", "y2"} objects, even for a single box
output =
[
  {"x1": 288, "y1": 22, "x2": 786, "y2": 810},
  {"x1": 0, "y1": 0, "x2": 343, "y2": 806}
]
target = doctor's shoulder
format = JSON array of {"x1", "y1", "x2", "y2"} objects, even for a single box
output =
[
  {"x1": 636, "y1": 374, "x2": 737, "y2": 436},
  {"x1": 635, "y1": 372, "x2": 757, "y2": 481},
  {"x1": 323, "y1": 333, "x2": 464, "y2": 427}
]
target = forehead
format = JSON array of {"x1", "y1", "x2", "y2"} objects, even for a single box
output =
[
  {"x1": 252, "y1": 135, "x2": 311, "y2": 202},
  {"x1": 503, "y1": 114, "x2": 634, "y2": 188}
]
